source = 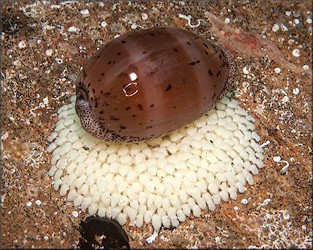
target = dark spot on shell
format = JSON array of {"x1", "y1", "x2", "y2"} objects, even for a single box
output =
[
  {"x1": 205, "y1": 51, "x2": 208, "y2": 55},
  {"x1": 173, "y1": 48, "x2": 178, "y2": 52},
  {"x1": 147, "y1": 71, "x2": 155, "y2": 77},
  {"x1": 182, "y1": 78, "x2": 186, "y2": 84},
  {"x1": 122, "y1": 40, "x2": 126, "y2": 43},
  {"x1": 221, "y1": 60, "x2": 227, "y2": 67},
  {"x1": 117, "y1": 52, "x2": 121, "y2": 55},
  {"x1": 146, "y1": 125, "x2": 153, "y2": 129},
  {"x1": 96, "y1": 55, "x2": 101, "y2": 59},
  {"x1": 102, "y1": 92, "x2": 111, "y2": 97},
  {"x1": 165, "y1": 84, "x2": 172, "y2": 91},
  {"x1": 99, "y1": 110, "x2": 104, "y2": 114},
  {"x1": 208, "y1": 69, "x2": 213, "y2": 76},
  {"x1": 142, "y1": 51, "x2": 146, "y2": 54},
  {"x1": 83, "y1": 146, "x2": 89, "y2": 150},
  {"x1": 108, "y1": 61, "x2": 112, "y2": 65},
  {"x1": 190, "y1": 60, "x2": 200, "y2": 65},
  {"x1": 137, "y1": 104, "x2": 143, "y2": 111},
  {"x1": 118, "y1": 72, "x2": 128, "y2": 78},
  {"x1": 150, "y1": 33, "x2": 155, "y2": 36},
  {"x1": 92, "y1": 89, "x2": 95, "y2": 93},
  {"x1": 126, "y1": 106, "x2": 131, "y2": 111},
  {"x1": 219, "y1": 54, "x2": 222, "y2": 59},
  {"x1": 120, "y1": 125, "x2": 127, "y2": 129},
  {"x1": 138, "y1": 122, "x2": 143, "y2": 125},
  {"x1": 186, "y1": 41, "x2": 191, "y2": 46},
  {"x1": 203, "y1": 43, "x2": 209, "y2": 48},
  {"x1": 216, "y1": 70, "x2": 221, "y2": 77},
  {"x1": 150, "y1": 104, "x2": 154, "y2": 108},
  {"x1": 132, "y1": 114, "x2": 136, "y2": 118},
  {"x1": 173, "y1": 106, "x2": 177, "y2": 109},
  {"x1": 110, "y1": 115, "x2": 120, "y2": 121},
  {"x1": 212, "y1": 93, "x2": 216, "y2": 99},
  {"x1": 101, "y1": 72, "x2": 105, "y2": 76},
  {"x1": 210, "y1": 140, "x2": 213, "y2": 143}
]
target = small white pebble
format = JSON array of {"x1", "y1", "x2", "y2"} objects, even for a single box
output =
[
  {"x1": 146, "y1": 231, "x2": 158, "y2": 244},
  {"x1": 80, "y1": 9, "x2": 90, "y2": 17},
  {"x1": 303, "y1": 65, "x2": 310, "y2": 70},
  {"x1": 302, "y1": 225, "x2": 307, "y2": 230},
  {"x1": 1, "y1": 131, "x2": 9, "y2": 141},
  {"x1": 101, "y1": 21, "x2": 107, "y2": 28},
  {"x1": 13, "y1": 60, "x2": 22, "y2": 67},
  {"x1": 274, "y1": 67, "x2": 281, "y2": 73},
  {"x1": 68, "y1": 26, "x2": 77, "y2": 33},
  {"x1": 242, "y1": 66, "x2": 249, "y2": 74},
  {"x1": 55, "y1": 58, "x2": 63, "y2": 64},
  {"x1": 241, "y1": 199, "x2": 248, "y2": 205},
  {"x1": 142, "y1": 13, "x2": 148, "y2": 20},
  {"x1": 35, "y1": 200, "x2": 42, "y2": 206},
  {"x1": 26, "y1": 201, "x2": 32, "y2": 207},
  {"x1": 306, "y1": 18, "x2": 312, "y2": 24},
  {"x1": 234, "y1": 206, "x2": 239, "y2": 211},
  {"x1": 273, "y1": 156, "x2": 281, "y2": 162},
  {"x1": 225, "y1": 18, "x2": 230, "y2": 24},
  {"x1": 46, "y1": 49, "x2": 53, "y2": 57},
  {"x1": 294, "y1": 19, "x2": 300, "y2": 24},
  {"x1": 272, "y1": 23, "x2": 280, "y2": 32},
  {"x1": 44, "y1": 236, "x2": 49, "y2": 240},
  {"x1": 280, "y1": 23, "x2": 288, "y2": 32},
  {"x1": 72, "y1": 211, "x2": 79, "y2": 218},
  {"x1": 293, "y1": 88, "x2": 300, "y2": 95},
  {"x1": 18, "y1": 40, "x2": 27, "y2": 49},
  {"x1": 292, "y1": 48, "x2": 300, "y2": 57},
  {"x1": 282, "y1": 95, "x2": 289, "y2": 102},
  {"x1": 285, "y1": 11, "x2": 292, "y2": 16},
  {"x1": 283, "y1": 210, "x2": 290, "y2": 220}
]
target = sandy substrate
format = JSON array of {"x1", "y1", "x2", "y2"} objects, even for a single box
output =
[{"x1": 1, "y1": 1, "x2": 312, "y2": 248}]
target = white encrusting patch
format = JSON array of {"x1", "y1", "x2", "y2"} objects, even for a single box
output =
[{"x1": 47, "y1": 94, "x2": 264, "y2": 232}]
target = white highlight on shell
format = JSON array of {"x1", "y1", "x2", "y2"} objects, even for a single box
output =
[
  {"x1": 47, "y1": 94, "x2": 264, "y2": 232},
  {"x1": 129, "y1": 72, "x2": 137, "y2": 81}
]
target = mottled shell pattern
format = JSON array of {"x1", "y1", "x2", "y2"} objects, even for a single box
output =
[{"x1": 75, "y1": 27, "x2": 237, "y2": 143}]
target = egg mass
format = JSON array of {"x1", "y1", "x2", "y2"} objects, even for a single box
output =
[{"x1": 75, "y1": 27, "x2": 238, "y2": 142}]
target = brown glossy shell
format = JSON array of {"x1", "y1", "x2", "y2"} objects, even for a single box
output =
[{"x1": 75, "y1": 27, "x2": 237, "y2": 143}]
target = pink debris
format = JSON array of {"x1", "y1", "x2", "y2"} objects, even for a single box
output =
[{"x1": 206, "y1": 12, "x2": 311, "y2": 76}]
